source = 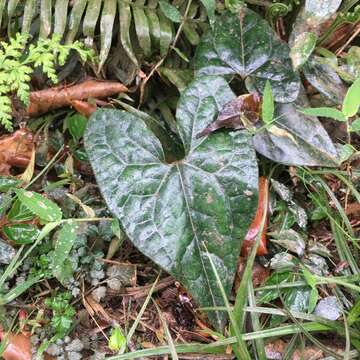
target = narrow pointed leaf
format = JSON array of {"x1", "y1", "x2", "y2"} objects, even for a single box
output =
[
  {"x1": 343, "y1": 76, "x2": 360, "y2": 118},
  {"x1": 118, "y1": 0, "x2": 138, "y2": 66},
  {"x1": 158, "y1": 11, "x2": 173, "y2": 56},
  {"x1": 299, "y1": 107, "x2": 347, "y2": 121},
  {"x1": 194, "y1": 7, "x2": 300, "y2": 102},
  {"x1": 146, "y1": 8, "x2": 161, "y2": 49},
  {"x1": 54, "y1": 0, "x2": 69, "y2": 39},
  {"x1": 133, "y1": 4, "x2": 152, "y2": 57},
  {"x1": 0, "y1": 1, "x2": 5, "y2": 29},
  {"x1": 159, "y1": 1, "x2": 181, "y2": 23},
  {"x1": 262, "y1": 81, "x2": 274, "y2": 124},
  {"x1": 83, "y1": 0, "x2": 101, "y2": 46},
  {"x1": 39, "y1": 0, "x2": 52, "y2": 38},
  {"x1": 200, "y1": 0, "x2": 216, "y2": 27},
  {"x1": 52, "y1": 222, "x2": 78, "y2": 282},
  {"x1": 65, "y1": 0, "x2": 87, "y2": 44},
  {"x1": 85, "y1": 76, "x2": 259, "y2": 330},
  {"x1": 99, "y1": 0, "x2": 117, "y2": 70},
  {"x1": 22, "y1": 0, "x2": 38, "y2": 34}
]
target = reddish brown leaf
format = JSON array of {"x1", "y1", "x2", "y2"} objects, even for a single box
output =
[
  {"x1": 27, "y1": 80, "x2": 127, "y2": 117},
  {"x1": 0, "y1": 129, "x2": 34, "y2": 175},
  {"x1": 0, "y1": 332, "x2": 31, "y2": 360},
  {"x1": 195, "y1": 93, "x2": 261, "y2": 138},
  {"x1": 235, "y1": 258, "x2": 270, "y2": 289},
  {"x1": 241, "y1": 176, "x2": 269, "y2": 256}
]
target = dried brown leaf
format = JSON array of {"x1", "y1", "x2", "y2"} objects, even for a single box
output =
[{"x1": 195, "y1": 93, "x2": 261, "y2": 138}]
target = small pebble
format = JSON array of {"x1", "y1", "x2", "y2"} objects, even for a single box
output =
[
  {"x1": 91, "y1": 286, "x2": 107, "y2": 303},
  {"x1": 65, "y1": 339, "x2": 84, "y2": 352}
]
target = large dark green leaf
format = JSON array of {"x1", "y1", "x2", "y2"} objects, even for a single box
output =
[
  {"x1": 194, "y1": 7, "x2": 300, "y2": 103},
  {"x1": 85, "y1": 76, "x2": 259, "y2": 330},
  {"x1": 253, "y1": 96, "x2": 339, "y2": 167},
  {"x1": 303, "y1": 56, "x2": 347, "y2": 104}
]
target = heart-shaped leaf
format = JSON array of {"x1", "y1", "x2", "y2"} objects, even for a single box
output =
[
  {"x1": 194, "y1": 7, "x2": 300, "y2": 103},
  {"x1": 253, "y1": 94, "x2": 339, "y2": 166},
  {"x1": 85, "y1": 76, "x2": 259, "y2": 329}
]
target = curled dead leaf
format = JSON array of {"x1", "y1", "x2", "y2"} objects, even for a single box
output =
[
  {"x1": 241, "y1": 176, "x2": 269, "y2": 256},
  {"x1": 196, "y1": 93, "x2": 261, "y2": 138},
  {"x1": 70, "y1": 100, "x2": 97, "y2": 118},
  {"x1": 26, "y1": 80, "x2": 127, "y2": 117},
  {"x1": 0, "y1": 128, "x2": 34, "y2": 176}
]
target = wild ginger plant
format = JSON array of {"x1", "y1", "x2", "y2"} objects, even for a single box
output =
[{"x1": 0, "y1": 33, "x2": 94, "y2": 131}]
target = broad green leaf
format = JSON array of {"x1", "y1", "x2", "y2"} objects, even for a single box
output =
[
  {"x1": 342, "y1": 76, "x2": 360, "y2": 118},
  {"x1": 15, "y1": 189, "x2": 62, "y2": 222},
  {"x1": 133, "y1": 4, "x2": 152, "y2": 57},
  {"x1": 108, "y1": 326, "x2": 126, "y2": 351},
  {"x1": 83, "y1": 0, "x2": 101, "y2": 46},
  {"x1": 299, "y1": 107, "x2": 347, "y2": 122},
  {"x1": 262, "y1": 81, "x2": 274, "y2": 124},
  {"x1": 3, "y1": 224, "x2": 40, "y2": 245},
  {"x1": 54, "y1": 0, "x2": 69, "y2": 39},
  {"x1": 52, "y1": 222, "x2": 78, "y2": 282},
  {"x1": 194, "y1": 8, "x2": 300, "y2": 103},
  {"x1": 39, "y1": 0, "x2": 52, "y2": 39},
  {"x1": 22, "y1": 0, "x2": 37, "y2": 34},
  {"x1": 0, "y1": 176, "x2": 20, "y2": 192},
  {"x1": 290, "y1": 32, "x2": 317, "y2": 69},
  {"x1": 85, "y1": 76, "x2": 259, "y2": 330},
  {"x1": 253, "y1": 94, "x2": 339, "y2": 166},
  {"x1": 99, "y1": 0, "x2": 117, "y2": 70},
  {"x1": 159, "y1": 1, "x2": 181, "y2": 23},
  {"x1": 305, "y1": 0, "x2": 341, "y2": 19},
  {"x1": 303, "y1": 56, "x2": 347, "y2": 105}
]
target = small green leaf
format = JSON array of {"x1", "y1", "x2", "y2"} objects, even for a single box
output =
[
  {"x1": 302, "y1": 267, "x2": 317, "y2": 289},
  {"x1": 0, "y1": 176, "x2": 20, "y2": 192},
  {"x1": 299, "y1": 107, "x2": 347, "y2": 121},
  {"x1": 350, "y1": 118, "x2": 360, "y2": 132},
  {"x1": 159, "y1": 1, "x2": 182, "y2": 23},
  {"x1": 7, "y1": 200, "x2": 35, "y2": 222},
  {"x1": 3, "y1": 224, "x2": 40, "y2": 245},
  {"x1": 339, "y1": 143, "x2": 355, "y2": 163},
  {"x1": 290, "y1": 32, "x2": 317, "y2": 69},
  {"x1": 52, "y1": 222, "x2": 78, "y2": 282},
  {"x1": 108, "y1": 326, "x2": 126, "y2": 351},
  {"x1": 308, "y1": 287, "x2": 319, "y2": 314},
  {"x1": 342, "y1": 76, "x2": 360, "y2": 118},
  {"x1": 66, "y1": 114, "x2": 87, "y2": 142},
  {"x1": 262, "y1": 81, "x2": 274, "y2": 124},
  {"x1": 15, "y1": 189, "x2": 62, "y2": 222}
]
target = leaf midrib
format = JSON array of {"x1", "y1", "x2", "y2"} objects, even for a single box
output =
[{"x1": 175, "y1": 162, "x2": 223, "y2": 329}]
